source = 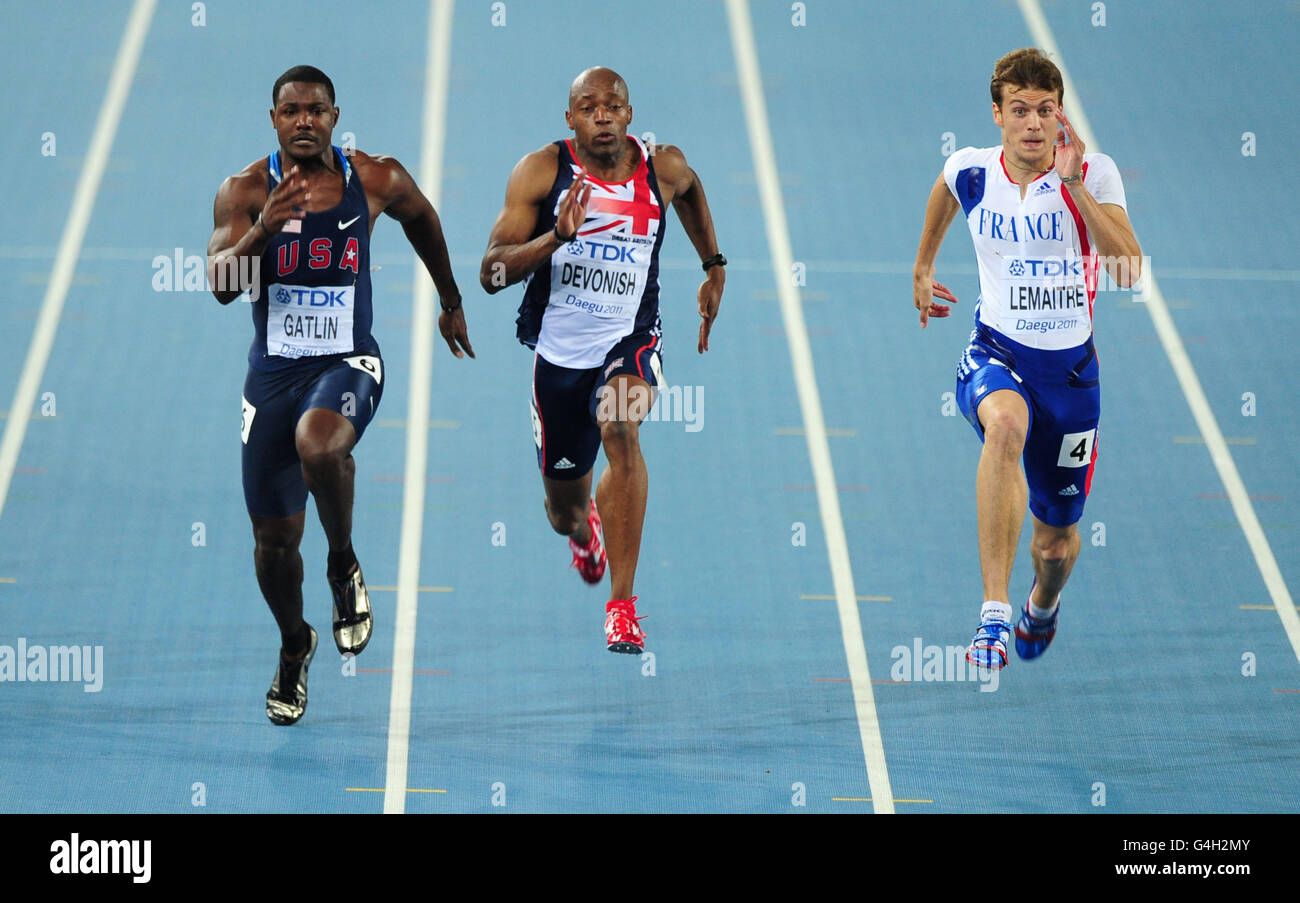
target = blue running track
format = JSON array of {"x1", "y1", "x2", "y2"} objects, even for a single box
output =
[{"x1": 1, "y1": 0, "x2": 1297, "y2": 813}]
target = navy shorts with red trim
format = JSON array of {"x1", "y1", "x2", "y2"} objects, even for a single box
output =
[
  {"x1": 241, "y1": 352, "x2": 384, "y2": 518},
  {"x1": 955, "y1": 324, "x2": 1100, "y2": 527},
  {"x1": 530, "y1": 331, "x2": 663, "y2": 480}
]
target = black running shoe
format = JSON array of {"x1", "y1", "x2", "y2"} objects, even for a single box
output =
[
  {"x1": 266, "y1": 625, "x2": 318, "y2": 726},
  {"x1": 331, "y1": 562, "x2": 373, "y2": 656}
]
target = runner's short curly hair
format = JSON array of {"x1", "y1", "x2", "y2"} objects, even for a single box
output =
[{"x1": 990, "y1": 48, "x2": 1063, "y2": 105}]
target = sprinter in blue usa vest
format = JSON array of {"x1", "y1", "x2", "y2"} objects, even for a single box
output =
[
  {"x1": 207, "y1": 66, "x2": 473, "y2": 725},
  {"x1": 481, "y1": 67, "x2": 726, "y2": 654},
  {"x1": 913, "y1": 49, "x2": 1142, "y2": 671}
]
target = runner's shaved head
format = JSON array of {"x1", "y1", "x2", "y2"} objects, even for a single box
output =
[{"x1": 569, "y1": 67, "x2": 628, "y2": 108}]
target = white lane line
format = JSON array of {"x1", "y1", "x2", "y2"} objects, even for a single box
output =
[
  {"x1": 725, "y1": 0, "x2": 895, "y2": 814},
  {"x1": 1017, "y1": 0, "x2": 1299, "y2": 663},
  {"x1": 0, "y1": 0, "x2": 157, "y2": 521},
  {"x1": 385, "y1": 0, "x2": 455, "y2": 815}
]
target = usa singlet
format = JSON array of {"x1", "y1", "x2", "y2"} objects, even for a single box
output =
[
  {"x1": 250, "y1": 145, "x2": 379, "y2": 371},
  {"x1": 516, "y1": 136, "x2": 666, "y2": 369}
]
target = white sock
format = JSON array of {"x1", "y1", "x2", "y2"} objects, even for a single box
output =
[
  {"x1": 1029, "y1": 594, "x2": 1059, "y2": 620},
  {"x1": 980, "y1": 601, "x2": 1013, "y2": 623}
]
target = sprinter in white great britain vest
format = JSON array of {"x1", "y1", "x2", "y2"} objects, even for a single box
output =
[
  {"x1": 481, "y1": 67, "x2": 728, "y2": 656},
  {"x1": 517, "y1": 133, "x2": 666, "y2": 368}
]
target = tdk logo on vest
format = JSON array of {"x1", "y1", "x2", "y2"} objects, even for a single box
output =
[
  {"x1": 1007, "y1": 258, "x2": 1083, "y2": 278},
  {"x1": 271, "y1": 285, "x2": 350, "y2": 307},
  {"x1": 571, "y1": 240, "x2": 637, "y2": 264}
]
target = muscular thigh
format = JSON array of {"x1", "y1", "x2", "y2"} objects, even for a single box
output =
[
  {"x1": 593, "y1": 331, "x2": 664, "y2": 426},
  {"x1": 241, "y1": 354, "x2": 383, "y2": 517},
  {"x1": 1021, "y1": 353, "x2": 1100, "y2": 528},
  {"x1": 242, "y1": 367, "x2": 309, "y2": 519},
  {"x1": 956, "y1": 338, "x2": 1033, "y2": 440},
  {"x1": 296, "y1": 353, "x2": 384, "y2": 443},
  {"x1": 531, "y1": 352, "x2": 601, "y2": 480}
]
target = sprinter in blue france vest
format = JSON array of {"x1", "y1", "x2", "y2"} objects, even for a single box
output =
[
  {"x1": 912, "y1": 49, "x2": 1142, "y2": 672},
  {"x1": 481, "y1": 67, "x2": 726, "y2": 655},
  {"x1": 207, "y1": 66, "x2": 473, "y2": 725}
]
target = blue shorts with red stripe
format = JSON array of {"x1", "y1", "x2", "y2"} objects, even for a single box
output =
[
  {"x1": 955, "y1": 323, "x2": 1100, "y2": 527},
  {"x1": 530, "y1": 331, "x2": 663, "y2": 480}
]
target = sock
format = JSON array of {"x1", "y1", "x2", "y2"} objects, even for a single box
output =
[
  {"x1": 328, "y1": 542, "x2": 357, "y2": 580},
  {"x1": 980, "y1": 600, "x2": 1013, "y2": 624},
  {"x1": 1029, "y1": 595, "x2": 1059, "y2": 620}
]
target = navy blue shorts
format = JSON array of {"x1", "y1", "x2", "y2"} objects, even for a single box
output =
[
  {"x1": 530, "y1": 331, "x2": 664, "y2": 480},
  {"x1": 241, "y1": 352, "x2": 384, "y2": 518},
  {"x1": 955, "y1": 326, "x2": 1100, "y2": 527}
]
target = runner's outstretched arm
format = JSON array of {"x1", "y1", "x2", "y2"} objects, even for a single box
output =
[
  {"x1": 912, "y1": 172, "x2": 961, "y2": 328},
  {"x1": 377, "y1": 156, "x2": 474, "y2": 359},
  {"x1": 655, "y1": 145, "x2": 725, "y2": 353}
]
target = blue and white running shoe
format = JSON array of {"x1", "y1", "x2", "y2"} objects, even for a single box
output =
[
  {"x1": 1015, "y1": 581, "x2": 1059, "y2": 660},
  {"x1": 966, "y1": 609, "x2": 1013, "y2": 671}
]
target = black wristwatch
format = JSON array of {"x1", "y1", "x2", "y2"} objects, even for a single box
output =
[{"x1": 701, "y1": 253, "x2": 727, "y2": 272}]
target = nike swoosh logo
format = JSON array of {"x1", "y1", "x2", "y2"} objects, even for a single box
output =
[{"x1": 338, "y1": 215, "x2": 361, "y2": 230}]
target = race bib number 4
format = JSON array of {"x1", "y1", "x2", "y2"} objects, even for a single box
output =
[
  {"x1": 266, "y1": 283, "x2": 355, "y2": 358},
  {"x1": 1057, "y1": 428, "x2": 1097, "y2": 468}
]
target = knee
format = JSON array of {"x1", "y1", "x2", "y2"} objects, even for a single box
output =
[
  {"x1": 599, "y1": 419, "x2": 640, "y2": 459},
  {"x1": 544, "y1": 497, "x2": 584, "y2": 535},
  {"x1": 981, "y1": 407, "x2": 1026, "y2": 454},
  {"x1": 297, "y1": 436, "x2": 348, "y2": 480},
  {"x1": 1032, "y1": 529, "x2": 1077, "y2": 567},
  {"x1": 597, "y1": 380, "x2": 653, "y2": 423},
  {"x1": 253, "y1": 524, "x2": 301, "y2": 562}
]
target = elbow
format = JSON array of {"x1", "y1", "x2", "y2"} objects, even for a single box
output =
[
  {"x1": 1119, "y1": 246, "x2": 1143, "y2": 289},
  {"x1": 479, "y1": 258, "x2": 505, "y2": 294},
  {"x1": 1102, "y1": 250, "x2": 1141, "y2": 289},
  {"x1": 207, "y1": 255, "x2": 250, "y2": 304},
  {"x1": 206, "y1": 266, "x2": 233, "y2": 304}
]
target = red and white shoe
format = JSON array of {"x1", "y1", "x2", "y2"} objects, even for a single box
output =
[
  {"x1": 604, "y1": 597, "x2": 646, "y2": 654},
  {"x1": 569, "y1": 498, "x2": 606, "y2": 584}
]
